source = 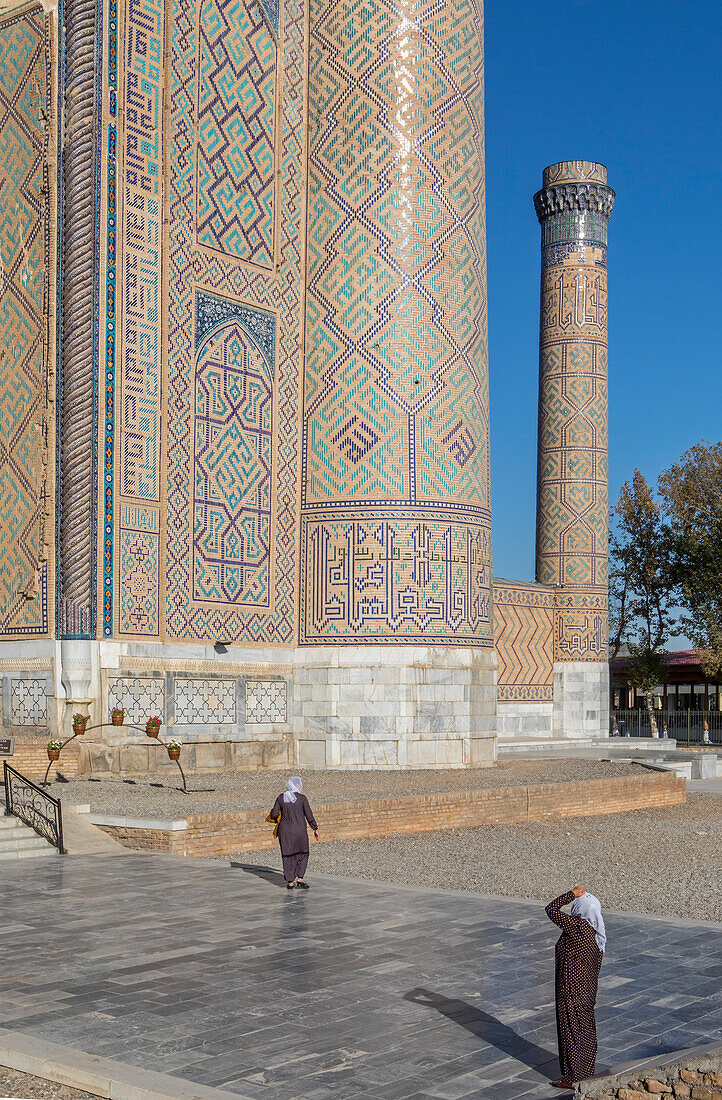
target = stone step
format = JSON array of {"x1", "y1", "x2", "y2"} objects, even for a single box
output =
[
  {"x1": 0, "y1": 832, "x2": 55, "y2": 852},
  {"x1": 0, "y1": 845, "x2": 59, "y2": 860},
  {"x1": 0, "y1": 812, "x2": 59, "y2": 858}
]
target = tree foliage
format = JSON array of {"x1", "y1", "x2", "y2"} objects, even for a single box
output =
[
  {"x1": 609, "y1": 469, "x2": 679, "y2": 660},
  {"x1": 658, "y1": 441, "x2": 722, "y2": 680},
  {"x1": 608, "y1": 470, "x2": 679, "y2": 735}
]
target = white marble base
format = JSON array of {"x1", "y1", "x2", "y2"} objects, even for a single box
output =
[
  {"x1": 0, "y1": 640, "x2": 498, "y2": 771},
  {"x1": 552, "y1": 661, "x2": 609, "y2": 739},
  {"x1": 496, "y1": 702, "x2": 553, "y2": 739}
]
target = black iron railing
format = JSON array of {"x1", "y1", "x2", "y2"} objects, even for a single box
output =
[
  {"x1": 3, "y1": 762, "x2": 64, "y2": 853},
  {"x1": 611, "y1": 709, "x2": 722, "y2": 746}
]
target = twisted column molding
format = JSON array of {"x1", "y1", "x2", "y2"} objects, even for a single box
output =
[{"x1": 59, "y1": 0, "x2": 98, "y2": 637}]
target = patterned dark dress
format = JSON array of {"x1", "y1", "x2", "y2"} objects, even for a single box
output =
[
  {"x1": 545, "y1": 891, "x2": 603, "y2": 1083},
  {"x1": 270, "y1": 793, "x2": 318, "y2": 882}
]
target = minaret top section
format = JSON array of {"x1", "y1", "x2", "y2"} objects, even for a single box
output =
[
  {"x1": 542, "y1": 160, "x2": 608, "y2": 187},
  {"x1": 533, "y1": 160, "x2": 615, "y2": 248}
]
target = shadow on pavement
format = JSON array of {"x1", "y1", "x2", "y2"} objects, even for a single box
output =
[
  {"x1": 404, "y1": 986, "x2": 558, "y2": 1073},
  {"x1": 232, "y1": 862, "x2": 287, "y2": 888}
]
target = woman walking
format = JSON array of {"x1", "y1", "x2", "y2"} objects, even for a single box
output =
[
  {"x1": 269, "y1": 777, "x2": 319, "y2": 889},
  {"x1": 545, "y1": 885, "x2": 606, "y2": 1090}
]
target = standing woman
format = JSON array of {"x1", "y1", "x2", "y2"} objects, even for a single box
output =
[
  {"x1": 269, "y1": 777, "x2": 319, "y2": 889},
  {"x1": 545, "y1": 885, "x2": 606, "y2": 1090}
]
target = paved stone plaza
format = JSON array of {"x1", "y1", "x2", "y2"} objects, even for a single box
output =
[{"x1": 1, "y1": 855, "x2": 721, "y2": 1099}]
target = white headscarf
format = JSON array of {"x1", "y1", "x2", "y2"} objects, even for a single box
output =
[
  {"x1": 571, "y1": 892, "x2": 607, "y2": 954},
  {"x1": 283, "y1": 776, "x2": 303, "y2": 803}
]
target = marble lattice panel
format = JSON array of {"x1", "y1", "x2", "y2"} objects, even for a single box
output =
[
  {"x1": 108, "y1": 676, "x2": 165, "y2": 723},
  {"x1": 10, "y1": 678, "x2": 48, "y2": 725},
  {"x1": 0, "y1": 8, "x2": 52, "y2": 637},
  {"x1": 174, "y1": 678, "x2": 236, "y2": 724},
  {"x1": 245, "y1": 679, "x2": 287, "y2": 723}
]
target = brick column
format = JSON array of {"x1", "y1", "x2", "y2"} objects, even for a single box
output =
[
  {"x1": 534, "y1": 161, "x2": 615, "y2": 738},
  {"x1": 295, "y1": 0, "x2": 496, "y2": 767}
]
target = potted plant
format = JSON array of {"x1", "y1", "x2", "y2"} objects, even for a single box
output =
[
  {"x1": 72, "y1": 712, "x2": 90, "y2": 735},
  {"x1": 167, "y1": 738, "x2": 182, "y2": 760},
  {"x1": 47, "y1": 740, "x2": 62, "y2": 762},
  {"x1": 146, "y1": 715, "x2": 162, "y2": 737},
  {"x1": 111, "y1": 706, "x2": 126, "y2": 726}
]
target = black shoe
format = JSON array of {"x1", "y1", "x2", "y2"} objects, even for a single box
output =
[
  {"x1": 550, "y1": 1081, "x2": 574, "y2": 1091},
  {"x1": 296, "y1": 880, "x2": 310, "y2": 889},
  {"x1": 286, "y1": 882, "x2": 294, "y2": 889}
]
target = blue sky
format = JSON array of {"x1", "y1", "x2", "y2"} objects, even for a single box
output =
[{"x1": 485, "y1": 0, "x2": 722, "y2": 582}]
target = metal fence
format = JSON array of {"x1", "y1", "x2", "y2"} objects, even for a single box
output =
[
  {"x1": 610, "y1": 708, "x2": 722, "y2": 746},
  {"x1": 3, "y1": 762, "x2": 65, "y2": 852}
]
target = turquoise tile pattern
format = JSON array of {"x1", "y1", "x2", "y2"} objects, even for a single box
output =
[{"x1": 300, "y1": 0, "x2": 492, "y2": 644}]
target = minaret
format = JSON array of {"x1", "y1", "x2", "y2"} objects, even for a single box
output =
[
  {"x1": 534, "y1": 161, "x2": 615, "y2": 738},
  {"x1": 298, "y1": 0, "x2": 496, "y2": 766}
]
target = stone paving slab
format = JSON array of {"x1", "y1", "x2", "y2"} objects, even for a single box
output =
[{"x1": 1, "y1": 855, "x2": 721, "y2": 1100}]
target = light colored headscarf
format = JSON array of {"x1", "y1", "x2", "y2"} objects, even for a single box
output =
[
  {"x1": 283, "y1": 776, "x2": 303, "y2": 803},
  {"x1": 571, "y1": 892, "x2": 607, "y2": 954}
]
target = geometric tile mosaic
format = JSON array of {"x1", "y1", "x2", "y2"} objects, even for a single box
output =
[
  {"x1": 165, "y1": 0, "x2": 304, "y2": 644},
  {"x1": 196, "y1": 0, "x2": 277, "y2": 267},
  {"x1": 0, "y1": 8, "x2": 51, "y2": 638},
  {"x1": 107, "y1": 677, "x2": 165, "y2": 724},
  {"x1": 118, "y1": 505, "x2": 160, "y2": 636},
  {"x1": 192, "y1": 313, "x2": 273, "y2": 608},
  {"x1": 245, "y1": 680, "x2": 287, "y2": 723},
  {"x1": 493, "y1": 582, "x2": 554, "y2": 703},
  {"x1": 175, "y1": 678, "x2": 236, "y2": 723},
  {"x1": 10, "y1": 678, "x2": 48, "y2": 725},
  {"x1": 300, "y1": 518, "x2": 491, "y2": 644},
  {"x1": 300, "y1": 0, "x2": 493, "y2": 645},
  {"x1": 535, "y1": 166, "x2": 613, "y2": 663},
  {"x1": 119, "y1": 0, "x2": 163, "y2": 504}
]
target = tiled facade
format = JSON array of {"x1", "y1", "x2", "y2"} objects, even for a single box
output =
[
  {"x1": 0, "y1": 5, "x2": 54, "y2": 637},
  {"x1": 534, "y1": 161, "x2": 614, "y2": 662},
  {"x1": 0, "y1": 0, "x2": 610, "y2": 762}
]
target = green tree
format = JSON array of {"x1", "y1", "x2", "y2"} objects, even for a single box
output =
[
  {"x1": 609, "y1": 470, "x2": 679, "y2": 735},
  {"x1": 659, "y1": 441, "x2": 722, "y2": 682}
]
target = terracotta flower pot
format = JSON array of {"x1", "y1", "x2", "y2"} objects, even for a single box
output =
[
  {"x1": 111, "y1": 713, "x2": 125, "y2": 726},
  {"x1": 47, "y1": 748, "x2": 60, "y2": 761},
  {"x1": 73, "y1": 721, "x2": 88, "y2": 735},
  {"x1": 167, "y1": 747, "x2": 180, "y2": 760},
  {"x1": 146, "y1": 722, "x2": 161, "y2": 738}
]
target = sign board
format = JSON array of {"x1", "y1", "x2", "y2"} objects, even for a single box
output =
[{"x1": 0, "y1": 738, "x2": 14, "y2": 755}]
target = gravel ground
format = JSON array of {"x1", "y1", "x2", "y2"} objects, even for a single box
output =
[
  {"x1": 225, "y1": 794, "x2": 722, "y2": 921},
  {"x1": 0, "y1": 1068, "x2": 99, "y2": 1099},
  {"x1": 49, "y1": 759, "x2": 644, "y2": 816}
]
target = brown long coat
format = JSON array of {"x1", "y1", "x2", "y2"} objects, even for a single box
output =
[
  {"x1": 545, "y1": 890, "x2": 603, "y2": 1083},
  {"x1": 270, "y1": 793, "x2": 317, "y2": 857}
]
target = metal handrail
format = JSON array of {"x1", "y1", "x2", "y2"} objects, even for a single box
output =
[
  {"x1": 611, "y1": 708, "x2": 722, "y2": 746},
  {"x1": 3, "y1": 762, "x2": 65, "y2": 853}
]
